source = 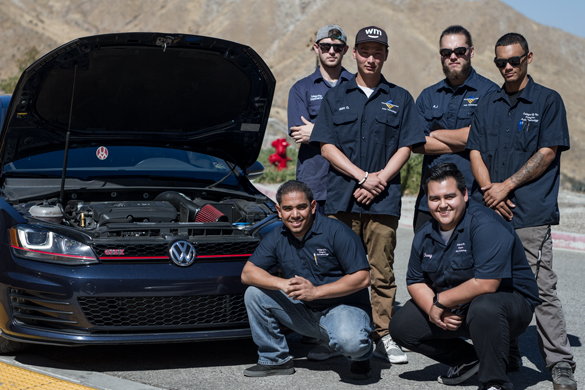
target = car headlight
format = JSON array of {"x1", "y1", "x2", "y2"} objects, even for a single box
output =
[{"x1": 10, "y1": 225, "x2": 98, "y2": 265}]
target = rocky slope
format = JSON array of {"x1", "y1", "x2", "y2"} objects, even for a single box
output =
[{"x1": 1, "y1": 0, "x2": 584, "y2": 187}]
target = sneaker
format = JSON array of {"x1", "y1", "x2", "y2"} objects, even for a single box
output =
[
  {"x1": 483, "y1": 385, "x2": 502, "y2": 390},
  {"x1": 551, "y1": 362, "x2": 577, "y2": 390},
  {"x1": 307, "y1": 340, "x2": 342, "y2": 361},
  {"x1": 349, "y1": 359, "x2": 372, "y2": 380},
  {"x1": 373, "y1": 334, "x2": 408, "y2": 364},
  {"x1": 243, "y1": 359, "x2": 295, "y2": 377},
  {"x1": 438, "y1": 360, "x2": 479, "y2": 385}
]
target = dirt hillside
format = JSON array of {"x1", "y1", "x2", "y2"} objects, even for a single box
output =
[{"x1": 1, "y1": 0, "x2": 584, "y2": 188}]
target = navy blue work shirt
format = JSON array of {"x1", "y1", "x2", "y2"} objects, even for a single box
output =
[
  {"x1": 415, "y1": 68, "x2": 498, "y2": 212},
  {"x1": 248, "y1": 212, "x2": 371, "y2": 313},
  {"x1": 407, "y1": 200, "x2": 540, "y2": 309},
  {"x1": 466, "y1": 76, "x2": 570, "y2": 229},
  {"x1": 310, "y1": 76, "x2": 426, "y2": 216},
  {"x1": 288, "y1": 67, "x2": 354, "y2": 201}
]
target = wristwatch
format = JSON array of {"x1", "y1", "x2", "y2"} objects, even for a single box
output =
[{"x1": 433, "y1": 293, "x2": 447, "y2": 310}]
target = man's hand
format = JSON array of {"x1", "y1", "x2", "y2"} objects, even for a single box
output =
[
  {"x1": 429, "y1": 304, "x2": 447, "y2": 330},
  {"x1": 284, "y1": 275, "x2": 319, "y2": 301},
  {"x1": 353, "y1": 187, "x2": 375, "y2": 205},
  {"x1": 482, "y1": 182, "x2": 513, "y2": 208},
  {"x1": 360, "y1": 171, "x2": 386, "y2": 196},
  {"x1": 290, "y1": 116, "x2": 314, "y2": 144},
  {"x1": 442, "y1": 311, "x2": 464, "y2": 331},
  {"x1": 481, "y1": 183, "x2": 515, "y2": 221}
]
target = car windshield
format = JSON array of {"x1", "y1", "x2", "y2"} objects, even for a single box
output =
[{"x1": 2, "y1": 146, "x2": 238, "y2": 185}]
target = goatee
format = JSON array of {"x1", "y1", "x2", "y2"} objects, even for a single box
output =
[{"x1": 442, "y1": 61, "x2": 472, "y2": 82}]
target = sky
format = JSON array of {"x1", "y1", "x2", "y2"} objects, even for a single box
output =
[{"x1": 498, "y1": 0, "x2": 585, "y2": 39}]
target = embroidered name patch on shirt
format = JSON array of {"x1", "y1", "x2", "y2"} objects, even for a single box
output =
[{"x1": 455, "y1": 242, "x2": 467, "y2": 253}]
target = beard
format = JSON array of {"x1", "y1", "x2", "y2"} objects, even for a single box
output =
[{"x1": 442, "y1": 59, "x2": 472, "y2": 82}]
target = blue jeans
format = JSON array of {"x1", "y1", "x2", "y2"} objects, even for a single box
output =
[{"x1": 245, "y1": 286, "x2": 374, "y2": 365}]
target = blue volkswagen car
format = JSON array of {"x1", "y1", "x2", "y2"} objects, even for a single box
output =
[{"x1": 0, "y1": 32, "x2": 280, "y2": 352}]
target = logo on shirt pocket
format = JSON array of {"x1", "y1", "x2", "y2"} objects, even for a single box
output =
[{"x1": 382, "y1": 100, "x2": 399, "y2": 114}]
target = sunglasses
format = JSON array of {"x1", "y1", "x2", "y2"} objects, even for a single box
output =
[
  {"x1": 318, "y1": 43, "x2": 345, "y2": 53},
  {"x1": 439, "y1": 46, "x2": 470, "y2": 57},
  {"x1": 494, "y1": 52, "x2": 528, "y2": 69}
]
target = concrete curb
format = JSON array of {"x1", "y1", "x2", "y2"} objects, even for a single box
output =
[
  {"x1": 0, "y1": 355, "x2": 163, "y2": 390},
  {"x1": 551, "y1": 231, "x2": 585, "y2": 252},
  {"x1": 254, "y1": 184, "x2": 585, "y2": 253}
]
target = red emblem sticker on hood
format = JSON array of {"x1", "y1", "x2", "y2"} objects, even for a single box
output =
[{"x1": 96, "y1": 146, "x2": 108, "y2": 160}]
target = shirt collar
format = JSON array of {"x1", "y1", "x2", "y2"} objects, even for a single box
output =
[
  {"x1": 309, "y1": 66, "x2": 353, "y2": 85},
  {"x1": 437, "y1": 67, "x2": 479, "y2": 92},
  {"x1": 494, "y1": 75, "x2": 535, "y2": 104},
  {"x1": 346, "y1": 74, "x2": 392, "y2": 96},
  {"x1": 428, "y1": 203, "x2": 470, "y2": 243}
]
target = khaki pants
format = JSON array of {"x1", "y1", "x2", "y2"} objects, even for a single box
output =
[
  {"x1": 328, "y1": 212, "x2": 398, "y2": 341},
  {"x1": 515, "y1": 225, "x2": 575, "y2": 371}
]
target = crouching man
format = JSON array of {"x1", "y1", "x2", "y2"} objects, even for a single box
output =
[
  {"x1": 389, "y1": 163, "x2": 540, "y2": 390},
  {"x1": 242, "y1": 180, "x2": 374, "y2": 378}
]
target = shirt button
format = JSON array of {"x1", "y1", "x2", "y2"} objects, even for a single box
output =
[
  {"x1": 363, "y1": 119, "x2": 367, "y2": 123},
  {"x1": 506, "y1": 129, "x2": 509, "y2": 133},
  {"x1": 508, "y1": 112, "x2": 512, "y2": 116},
  {"x1": 362, "y1": 136, "x2": 365, "y2": 140}
]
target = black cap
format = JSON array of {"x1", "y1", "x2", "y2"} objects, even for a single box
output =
[{"x1": 355, "y1": 26, "x2": 388, "y2": 47}]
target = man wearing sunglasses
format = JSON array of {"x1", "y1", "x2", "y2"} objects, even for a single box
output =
[
  {"x1": 287, "y1": 24, "x2": 352, "y2": 362},
  {"x1": 310, "y1": 26, "x2": 426, "y2": 365},
  {"x1": 412, "y1": 25, "x2": 498, "y2": 233},
  {"x1": 288, "y1": 24, "x2": 352, "y2": 216},
  {"x1": 467, "y1": 33, "x2": 576, "y2": 390}
]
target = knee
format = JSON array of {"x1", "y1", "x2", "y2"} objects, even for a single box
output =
[
  {"x1": 468, "y1": 294, "x2": 502, "y2": 323},
  {"x1": 244, "y1": 286, "x2": 267, "y2": 311},
  {"x1": 329, "y1": 322, "x2": 372, "y2": 360},
  {"x1": 331, "y1": 330, "x2": 372, "y2": 360},
  {"x1": 389, "y1": 306, "x2": 411, "y2": 346}
]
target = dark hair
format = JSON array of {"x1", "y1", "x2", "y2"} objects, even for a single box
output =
[
  {"x1": 495, "y1": 32, "x2": 529, "y2": 54},
  {"x1": 440, "y1": 25, "x2": 473, "y2": 47},
  {"x1": 328, "y1": 28, "x2": 343, "y2": 41},
  {"x1": 422, "y1": 163, "x2": 467, "y2": 195},
  {"x1": 276, "y1": 180, "x2": 314, "y2": 205}
]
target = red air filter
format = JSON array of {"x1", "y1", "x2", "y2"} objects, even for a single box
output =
[{"x1": 195, "y1": 204, "x2": 228, "y2": 223}]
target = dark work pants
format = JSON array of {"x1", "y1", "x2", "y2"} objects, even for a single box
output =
[{"x1": 390, "y1": 291, "x2": 533, "y2": 386}]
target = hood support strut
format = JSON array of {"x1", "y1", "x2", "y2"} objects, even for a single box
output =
[{"x1": 59, "y1": 64, "x2": 78, "y2": 205}]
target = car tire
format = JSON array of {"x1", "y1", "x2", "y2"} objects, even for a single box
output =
[{"x1": 0, "y1": 336, "x2": 26, "y2": 354}]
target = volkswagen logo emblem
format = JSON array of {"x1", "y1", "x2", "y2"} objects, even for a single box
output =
[{"x1": 169, "y1": 241, "x2": 196, "y2": 267}]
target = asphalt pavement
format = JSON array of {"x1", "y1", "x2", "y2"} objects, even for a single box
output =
[{"x1": 0, "y1": 186, "x2": 583, "y2": 390}]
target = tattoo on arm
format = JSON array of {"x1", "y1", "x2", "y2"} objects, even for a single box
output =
[{"x1": 510, "y1": 149, "x2": 555, "y2": 187}]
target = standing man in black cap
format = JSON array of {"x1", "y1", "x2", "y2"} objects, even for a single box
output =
[{"x1": 310, "y1": 26, "x2": 426, "y2": 365}]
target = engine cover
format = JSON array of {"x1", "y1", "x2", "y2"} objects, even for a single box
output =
[{"x1": 89, "y1": 201, "x2": 178, "y2": 223}]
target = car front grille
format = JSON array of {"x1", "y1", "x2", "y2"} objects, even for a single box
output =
[
  {"x1": 78, "y1": 294, "x2": 248, "y2": 328},
  {"x1": 93, "y1": 240, "x2": 259, "y2": 262},
  {"x1": 10, "y1": 289, "x2": 78, "y2": 326}
]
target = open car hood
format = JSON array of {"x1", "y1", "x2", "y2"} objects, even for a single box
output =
[{"x1": 0, "y1": 32, "x2": 275, "y2": 170}]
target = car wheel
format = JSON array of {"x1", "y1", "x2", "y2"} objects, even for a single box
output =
[{"x1": 0, "y1": 336, "x2": 26, "y2": 354}]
